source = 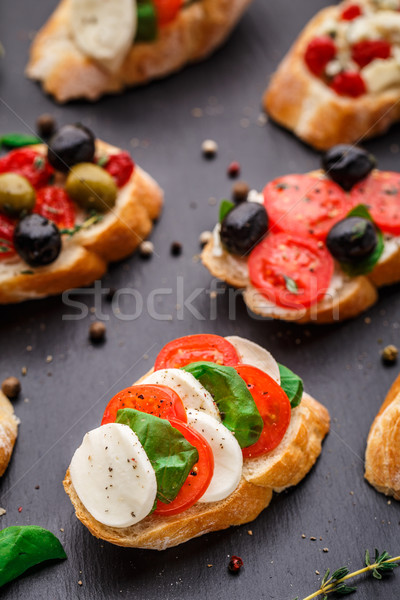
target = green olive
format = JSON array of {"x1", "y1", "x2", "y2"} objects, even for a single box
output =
[
  {"x1": 65, "y1": 163, "x2": 117, "y2": 212},
  {"x1": 0, "y1": 173, "x2": 36, "y2": 217}
]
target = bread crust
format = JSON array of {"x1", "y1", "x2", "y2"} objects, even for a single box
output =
[
  {"x1": 365, "y1": 375, "x2": 400, "y2": 500},
  {"x1": 264, "y1": 5, "x2": 400, "y2": 150},
  {"x1": 27, "y1": 0, "x2": 252, "y2": 102},
  {"x1": 0, "y1": 391, "x2": 19, "y2": 477},
  {"x1": 0, "y1": 141, "x2": 163, "y2": 304}
]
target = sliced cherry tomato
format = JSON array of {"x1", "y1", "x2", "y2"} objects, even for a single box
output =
[
  {"x1": 331, "y1": 71, "x2": 366, "y2": 97},
  {"x1": 33, "y1": 186, "x2": 76, "y2": 229},
  {"x1": 351, "y1": 171, "x2": 400, "y2": 235},
  {"x1": 248, "y1": 232, "x2": 334, "y2": 310},
  {"x1": 341, "y1": 4, "x2": 362, "y2": 20},
  {"x1": 154, "y1": 418, "x2": 214, "y2": 516},
  {"x1": 0, "y1": 214, "x2": 16, "y2": 259},
  {"x1": 104, "y1": 152, "x2": 134, "y2": 188},
  {"x1": 154, "y1": 334, "x2": 240, "y2": 370},
  {"x1": 0, "y1": 148, "x2": 54, "y2": 189},
  {"x1": 264, "y1": 174, "x2": 352, "y2": 241},
  {"x1": 304, "y1": 36, "x2": 336, "y2": 76},
  {"x1": 153, "y1": 0, "x2": 183, "y2": 26},
  {"x1": 235, "y1": 365, "x2": 291, "y2": 458},
  {"x1": 352, "y1": 40, "x2": 391, "y2": 68},
  {"x1": 101, "y1": 385, "x2": 187, "y2": 425}
]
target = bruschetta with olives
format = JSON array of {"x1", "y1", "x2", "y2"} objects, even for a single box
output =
[
  {"x1": 26, "y1": 0, "x2": 253, "y2": 103},
  {"x1": 264, "y1": 0, "x2": 400, "y2": 149},
  {"x1": 64, "y1": 334, "x2": 330, "y2": 549},
  {"x1": 0, "y1": 124, "x2": 163, "y2": 304},
  {"x1": 365, "y1": 374, "x2": 400, "y2": 500},
  {"x1": 202, "y1": 145, "x2": 400, "y2": 323},
  {"x1": 0, "y1": 391, "x2": 19, "y2": 477}
]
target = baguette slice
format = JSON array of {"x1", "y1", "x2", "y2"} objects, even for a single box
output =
[
  {"x1": 0, "y1": 140, "x2": 163, "y2": 304},
  {"x1": 365, "y1": 374, "x2": 400, "y2": 500},
  {"x1": 27, "y1": 0, "x2": 252, "y2": 103},
  {"x1": 264, "y1": 4, "x2": 400, "y2": 150},
  {"x1": 0, "y1": 391, "x2": 19, "y2": 477}
]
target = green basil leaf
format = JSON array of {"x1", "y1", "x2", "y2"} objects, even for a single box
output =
[
  {"x1": 219, "y1": 200, "x2": 235, "y2": 223},
  {"x1": 182, "y1": 361, "x2": 263, "y2": 448},
  {"x1": 339, "y1": 204, "x2": 384, "y2": 277},
  {"x1": 0, "y1": 133, "x2": 41, "y2": 149},
  {"x1": 135, "y1": 1, "x2": 158, "y2": 42},
  {"x1": 283, "y1": 275, "x2": 299, "y2": 295},
  {"x1": 116, "y1": 408, "x2": 199, "y2": 504},
  {"x1": 278, "y1": 364, "x2": 303, "y2": 408},
  {"x1": 0, "y1": 526, "x2": 66, "y2": 588},
  {"x1": 346, "y1": 203, "x2": 374, "y2": 222}
]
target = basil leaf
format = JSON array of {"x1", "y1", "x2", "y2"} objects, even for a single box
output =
[
  {"x1": 278, "y1": 364, "x2": 303, "y2": 408},
  {"x1": 283, "y1": 275, "x2": 299, "y2": 295},
  {"x1": 135, "y1": 1, "x2": 158, "y2": 42},
  {"x1": 346, "y1": 203, "x2": 374, "y2": 222},
  {"x1": 116, "y1": 408, "x2": 198, "y2": 504},
  {"x1": 0, "y1": 133, "x2": 41, "y2": 149},
  {"x1": 0, "y1": 526, "x2": 66, "y2": 588},
  {"x1": 219, "y1": 199, "x2": 235, "y2": 223},
  {"x1": 339, "y1": 204, "x2": 384, "y2": 277},
  {"x1": 182, "y1": 361, "x2": 263, "y2": 448}
]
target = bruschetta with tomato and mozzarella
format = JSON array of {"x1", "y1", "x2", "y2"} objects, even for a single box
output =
[
  {"x1": 0, "y1": 123, "x2": 162, "y2": 304},
  {"x1": 202, "y1": 145, "x2": 400, "y2": 323},
  {"x1": 264, "y1": 0, "x2": 400, "y2": 149},
  {"x1": 26, "y1": 0, "x2": 253, "y2": 103},
  {"x1": 0, "y1": 391, "x2": 19, "y2": 477},
  {"x1": 63, "y1": 334, "x2": 330, "y2": 549}
]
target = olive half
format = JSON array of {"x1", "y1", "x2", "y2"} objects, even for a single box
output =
[
  {"x1": 220, "y1": 202, "x2": 268, "y2": 255},
  {"x1": 47, "y1": 124, "x2": 95, "y2": 172},
  {"x1": 0, "y1": 173, "x2": 36, "y2": 217},
  {"x1": 322, "y1": 145, "x2": 376, "y2": 191},
  {"x1": 326, "y1": 217, "x2": 377, "y2": 264},
  {"x1": 65, "y1": 163, "x2": 117, "y2": 212},
  {"x1": 14, "y1": 214, "x2": 62, "y2": 267}
]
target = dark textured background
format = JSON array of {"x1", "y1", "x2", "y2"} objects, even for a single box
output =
[{"x1": 1, "y1": 1, "x2": 400, "y2": 598}]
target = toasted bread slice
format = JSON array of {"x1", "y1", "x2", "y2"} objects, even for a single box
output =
[
  {"x1": 368, "y1": 238, "x2": 400, "y2": 288},
  {"x1": 365, "y1": 375, "x2": 400, "y2": 500},
  {"x1": 0, "y1": 141, "x2": 163, "y2": 304},
  {"x1": 27, "y1": 0, "x2": 252, "y2": 103},
  {"x1": 0, "y1": 391, "x2": 19, "y2": 477}
]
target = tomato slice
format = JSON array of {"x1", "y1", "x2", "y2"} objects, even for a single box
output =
[
  {"x1": 341, "y1": 4, "x2": 363, "y2": 20},
  {"x1": 330, "y1": 71, "x2": 366, "y2": 97},
  {"x1": 351, "y1": 40, "x2": 391, "y2": 69},
  {"x1": 235, "y1": 365, "x2": 291, "y2": 458},
  {"x1": 153, "y1": 0, "x2": 183, "y2": 25},
  {"x1": 154, "y1": 334, "x2": 240, "y2": 370},
  {"x1": 101, "y1": 385, "x2": 187, "y2": 426},
  {"x1": 104, "y1": 152, "x2": 134, "y2": 188},
  {"x1": 0, "y1": 214, "x2": 16, "y2": 259},
  {"x1": 264, "y1": 174, "x2": 352, "y2": 241},
  {"x1": 33, "y1": 186, "x2": 76, "y2": 229},
  {"x1": 0, "y1": 148, "x2": 54, "y2": 189},
  {"x1": 154, "y1": 418, "x2": 214, "y2": 516},
  {"x1": 304, "y1": 36, "x2": 336, "y2": 76},
  {"x1": 248, "y1": 232, "x2": 334, "y2": 310},
  {"x1": 350, "y1": 171, "x2": 400, "y2": 236}
]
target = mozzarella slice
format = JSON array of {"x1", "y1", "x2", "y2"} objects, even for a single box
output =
[
  {"x1": 70, "y1": 423, "x2": 157, "y2": 528},
  {"x1": 186, "y1": 409, "x2": 242, "y2": 503},
  {"x1": 70, "y1": 0, "x2": 137, "y2": 72},
  {"x1": 141, "y1": 369, "x2": 221, "y2": 421},
  {"x1": 362, "y1": 58, "x2": 400, "y2": 93},
  {"x1": 225, "y1": 335, "x2": 281, "y2": 384}
]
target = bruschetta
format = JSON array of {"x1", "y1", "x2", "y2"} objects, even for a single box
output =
[
  {"x1": 63, "y1": 334, "x2": 330, "y2": 549},
  {"x1": 0, "y1": 391, "x2": 19, "y2": 477}
]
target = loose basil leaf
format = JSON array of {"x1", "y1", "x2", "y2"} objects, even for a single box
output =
[
  {"x1": 182, "y1": 361, "x2": 263, "y2": 448},
  {"x1": 219, "y1": 199, "x2": 235, "y2": 223},
  {"x1": 339, "y1": 204, "x2": 384, "y2": 277},
  {"x1": 278, "y1": 364, "x2": 303, "y2": 408},
  {"x1": 135, "y1": 1, "x2": 158, "y2": 42},
  {"x1": 0, "y1": 133, "x2": 41, "y2": 149},
  {"x1": 0, "y1": 526, "x2": 66, "y2": 588},
  {"x1": 116, "y1": 408, "x2": 198, "y2": 504}
]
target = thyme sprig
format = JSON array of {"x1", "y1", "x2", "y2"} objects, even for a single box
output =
[
  {"x1": 295, "y1": 549, "x2": 400, "y2": 600},
  {"x1": 59, "y1": 212, "x2": 103, "y2": 237}
]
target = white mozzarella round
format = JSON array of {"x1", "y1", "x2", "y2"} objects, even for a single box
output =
[
  {"x1": 226, "y1": 335, "x2": 281, "y2": 384},
  {"x1": 70, "y1": 423, "x2": 157, "y2": 528},
  {"x1": 141, "y1": 369, "x2": 221, "y2": 421},
  {"x1": 186, "y1": 409, "x2": 242, "y2": 504}
]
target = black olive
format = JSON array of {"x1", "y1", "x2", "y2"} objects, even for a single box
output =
[
  {"x1": 220, "y1": 202, "x2": 268, "y2": 255},
  {"x1": 47, "y1": 124, "x2": 95, "y2": 172},
  {"x1": 322, "y1": 145, "x2": 376, "y2": 191},
  {"x1": 14, "y1": 214, "x2": 62, "y2": 267},
  {"x1": 326, "y1": 217, "x2": 377, "y2": 264}
]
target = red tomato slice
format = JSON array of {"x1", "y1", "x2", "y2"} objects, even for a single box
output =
[
  {"x1": 33, "y1": 186, "x2": 76, "y2": 229},
  {"x1": 248, "y1": 232, "x2": 334, "y2": 310},
  {"x1": 154, "y1": 418, "x2": 214, "y2": 516},
  {"x1": 350, "y1": 171, "x2": 400, "y2": 235},
  {"x1": 330, "y1": 71, "x2": 366, "y2": 97},
  {"x1": 153, "y1": 0, "x2": 183, "y2": 25},
  {"x1": 264, "y1": 174, "x2": 352, "y2": 241},
  {"x1": 104, "y1": 152, "x2": 134, "y2": 188},
  {"x1": 352, "y1": 40, "x2": 391, "y2": 69},
  {"x1": 101, "y1": 385, "x2": 187, "y2": 426},
  {"x1": 235, "y1": 365, "x2": 291, "y2": 458},
  {"x1": 0, "y1": 214, "x2": 16, "y2": 259},
  {"x1": 341, "y1": 4, "x2": 363, "y2": 20},
  {"x1": 304, "y1": 36, "x2": 336, "y2": 76},
  {"x1": 154, "y1": 334, "x2": 240, "y2": 370},
  {"x1": 0, "y1": 148, "x2": 54, "y2": 189}
]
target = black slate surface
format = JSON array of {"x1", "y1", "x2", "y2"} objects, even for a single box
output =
[{"x1": 1, "y1": 1, "x2": 400, "y2": 598}]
